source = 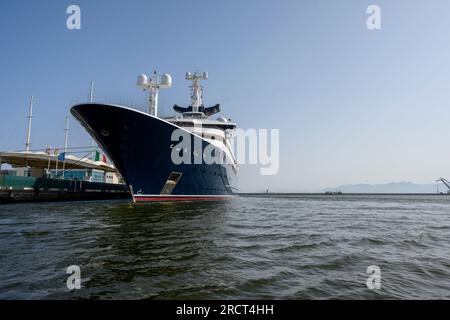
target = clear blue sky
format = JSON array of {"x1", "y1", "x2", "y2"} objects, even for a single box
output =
[{"x1": 1, "y1": 0, "x2": 450, "y2": 192}]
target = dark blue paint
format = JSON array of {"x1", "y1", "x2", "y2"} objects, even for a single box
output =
[{"x1": 71, "y1": 104, "x2": 238, "y2": 197}]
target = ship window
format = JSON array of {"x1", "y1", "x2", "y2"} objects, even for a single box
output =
[
  {"x1": 167, "y1": 172, "x2": 182, "y2": 183},
  {"x1": 160, "y1": 172, "x2": 183, "y2": 195}
]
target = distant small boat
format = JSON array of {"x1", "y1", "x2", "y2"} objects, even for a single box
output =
[{"x1": 324, "y1": 191, "x2": 343, "y2": 195}]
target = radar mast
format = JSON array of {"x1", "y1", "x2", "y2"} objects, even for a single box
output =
[{"x1": 185, "y1": 72, "x2": 208, "y2": 113}]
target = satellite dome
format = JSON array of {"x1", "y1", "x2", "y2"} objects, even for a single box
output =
[
  {"x1": 160, "y1": 74, "x2": 172, "y2": 88},
  {"x1": 137, "y1": 74, "x2": 148, "y2": 87}
]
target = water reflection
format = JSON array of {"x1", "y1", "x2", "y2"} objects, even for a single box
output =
[
  {"x1": 2, "y1": 195, "x2": 450, "y2": 299},
  {"x1": 78, "y1": 201, "x2": 234, "y2": 298}
]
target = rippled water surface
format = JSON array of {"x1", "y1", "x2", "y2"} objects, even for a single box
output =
[{"x1": 1, "y1": 195, "x2": 449, "y2": 299}]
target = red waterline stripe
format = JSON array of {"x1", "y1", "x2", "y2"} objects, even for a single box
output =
[{"x1": 134, "y1": 196, "x2": 233, "y2": 202}]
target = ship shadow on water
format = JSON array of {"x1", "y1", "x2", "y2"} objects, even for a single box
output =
[{"x1": 54, "y1": 199, "x2": 236, "y2": 299}]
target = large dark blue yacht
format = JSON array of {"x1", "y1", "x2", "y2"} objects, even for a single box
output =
[{"x1": 71, "y1": 71, "x2": 238, "y2": 202}]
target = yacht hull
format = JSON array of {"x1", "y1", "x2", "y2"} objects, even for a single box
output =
[{"x1": 70, "y1": 103, "x2": 238, "y2": 202}]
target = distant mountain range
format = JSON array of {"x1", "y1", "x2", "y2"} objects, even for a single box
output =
[{"x1": 324, "y1": 181, "x2": 444, "y2": 194}]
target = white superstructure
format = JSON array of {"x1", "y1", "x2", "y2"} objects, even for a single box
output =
[{"x1": 168, "y1": 72, "x2": 237, "y2": 165}]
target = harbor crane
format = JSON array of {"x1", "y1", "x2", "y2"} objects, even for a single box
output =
[{"x1": 436, "y1": 178, "x2": 450, "y2": 194}]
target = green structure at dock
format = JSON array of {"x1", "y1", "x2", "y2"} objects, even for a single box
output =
[{"x1": 0, "y1": 151, "x2": 130, "y2": 204}]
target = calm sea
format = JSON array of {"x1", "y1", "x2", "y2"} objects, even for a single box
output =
[{"x1": 0, "y1": 195, "x2": 449, "y2": 299}]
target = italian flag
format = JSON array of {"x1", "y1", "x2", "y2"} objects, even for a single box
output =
[{"x1": 94, "y1": 150, "x2": 107, "y2": 163}]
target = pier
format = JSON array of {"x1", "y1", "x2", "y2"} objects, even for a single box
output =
[
  {"x1": 0, "y1": 177, "x2": 130, "y2": 204},
  {"x1": 0, "y1": 151, "x2": 131, "y2": 204}
]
